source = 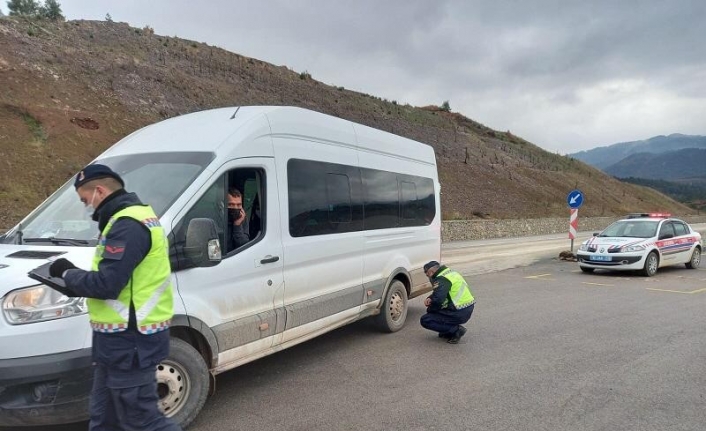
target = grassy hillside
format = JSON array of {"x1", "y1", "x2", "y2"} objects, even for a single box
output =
[{"x1": 0, "y1": 17, "x2": 697, "y2": 228}]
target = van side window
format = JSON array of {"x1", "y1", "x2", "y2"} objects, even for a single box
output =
[
  {"x1": 362, "y1": 170, "x2": 399, "y2": 230},
  {"x1": 288, "y1": 159, "x2": 363, "y2": 237},
  {"x1": 226, "y1": 168, "x2": 265, "y2": 254},
  {"x1": 400, "y1": 181, "x2": 418, "y2": 221},
  {"x1": 326, "y1": 174, "x2": 353, "y2": 223},
  {"x1": 287, "y1": 158, "x2": 435, "y2": 237}
]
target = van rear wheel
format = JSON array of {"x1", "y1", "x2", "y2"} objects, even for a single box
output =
[
  {"x1": 157, "y1": 337, "x2": 210, "y2": 429},
  {"x1": 375, "y1": 280, "x2": 408, "y2": 333}
]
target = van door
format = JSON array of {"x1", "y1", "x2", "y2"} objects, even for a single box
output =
[
  {"x1": 273, "y1": 142, "x2": 365, "y2": 343},
  {"x1": 171, "y1": 158, "x2": 284, "y2": 367}
]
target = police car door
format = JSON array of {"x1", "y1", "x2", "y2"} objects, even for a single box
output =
[
  {"x1": 171, "y1": 159, "x2": 284, "y2": 368},
  {"x1": 657, "y1": 221, "x2": 679, "y2": 264}
]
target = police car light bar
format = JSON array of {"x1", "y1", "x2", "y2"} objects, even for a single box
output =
[{"x1": 626, "y1": 212, "x2": 671, "y2": 219}]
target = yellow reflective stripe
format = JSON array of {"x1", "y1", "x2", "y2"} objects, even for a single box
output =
[{"x1": 135, "y1": 277, "x2": 171, "y2": 322}]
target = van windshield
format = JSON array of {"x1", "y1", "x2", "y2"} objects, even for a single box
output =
[{"x1": 1, "y1": 152, "x2": 214, "y2": 246}]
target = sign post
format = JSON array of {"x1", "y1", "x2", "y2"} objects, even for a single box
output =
[{"x1": 567, "y1": 189, "x2": 584, "y2": 252}]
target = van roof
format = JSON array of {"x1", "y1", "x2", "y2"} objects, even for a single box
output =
[
  {"x1": 98, "y1": 106, "x2": 435, "y2": 165},
  {"x1": 99, "y1": 106, "x2": 275, "y2": 157}
]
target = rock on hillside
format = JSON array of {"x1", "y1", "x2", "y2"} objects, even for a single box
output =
[{"x1": 0, "y1": 17, "x2": 697, "y2": 228}]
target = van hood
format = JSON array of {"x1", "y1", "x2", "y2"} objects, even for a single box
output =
[{"x1": 0, "y1": 244, "x2": 95, "y2": 297}]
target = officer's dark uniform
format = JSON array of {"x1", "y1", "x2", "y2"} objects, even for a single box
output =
[
  {"x1": 420, "y1": 261, "x2": 475, "y2": 344},
  {"x1": 49, "y1": 165, "x2": 181, "y2": 431}
]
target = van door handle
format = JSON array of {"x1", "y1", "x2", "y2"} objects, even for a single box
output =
[{"x1": 260, "y1": 255, "x2": 280, "y2": 264}]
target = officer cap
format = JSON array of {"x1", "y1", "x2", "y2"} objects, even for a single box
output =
[
  {"x1": 424, "y1": 261, "x2": 440, "y2": 273},
  {"x1": 74, "y1": 164, "x2": 125, "y2": 189}
]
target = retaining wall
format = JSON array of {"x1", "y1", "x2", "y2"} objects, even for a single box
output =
[{"x1": 441, "y1": 215, "x2": 706, "y2": 242}]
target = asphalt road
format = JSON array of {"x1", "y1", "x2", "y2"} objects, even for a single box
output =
[{"x1": 8, "y1": 228, "x2": 705, "y2": 431}]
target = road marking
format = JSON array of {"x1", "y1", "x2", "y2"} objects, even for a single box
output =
[
  {"x1": 581, "y1": 282, "x2": 614, "y2": 287},
  {"x1": 646, "y1": 287, "x2": 706, "y2": 294},
  {"x1": 525, "y1": 273, "x2": 552, "y2": 279}
]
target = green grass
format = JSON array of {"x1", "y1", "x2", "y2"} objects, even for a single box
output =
[{"x1": 22, "y1": 112, "x2": 47, "y2": 144}]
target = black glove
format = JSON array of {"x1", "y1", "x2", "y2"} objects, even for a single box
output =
[{"x1": 49, "y1": 258, "x2": 77, "y2": 278}]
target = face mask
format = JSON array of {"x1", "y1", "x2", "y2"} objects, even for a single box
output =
[
  {"x1": 228, "y1": 208, "x2": 241, "y2": 224},
  {"x1": 85, "y1": 189, "x2": 97, "y2": 219}
]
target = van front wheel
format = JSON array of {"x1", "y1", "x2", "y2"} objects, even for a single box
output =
[
  {"x1": 375, "y1": 280, "x2": 408, "y2": 333},
  {"x1": 157, "y1": 337, "x2": 210, "y2": 429}
]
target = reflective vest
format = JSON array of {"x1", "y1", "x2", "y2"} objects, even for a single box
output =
[
  {"x1": 436, "y1": 267, "x2": 475, "y2": 309},
  {"x1": 87, "y1": 205, "x2": 174, "y2": 334}
]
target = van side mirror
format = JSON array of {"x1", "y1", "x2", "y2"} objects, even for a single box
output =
[
  {"x1": 658, "y1": 233, "x2": 673, "y2": 240},
  {"x1": 592, "y1": 232, "x2": 599, "y2": 237},
  {"x1": 184, "y1": 218, "x2": 221, "y2": 267}
]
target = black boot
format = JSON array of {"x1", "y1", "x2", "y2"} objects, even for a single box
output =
[{"x1": 447, "y1": 326, "x2": 467, "y2": 344}]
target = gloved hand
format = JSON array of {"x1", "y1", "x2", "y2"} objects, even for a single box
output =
[{"x1": 49, "y1": 258, "x2": 77, "y2": 278}]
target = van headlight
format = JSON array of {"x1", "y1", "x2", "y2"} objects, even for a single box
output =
[
  {"x1": 578, "y1": 243, "x2": 589, "y2": 251},
  {"x1": 2, "y1": 285, "x2": 87, "y2": 325}
]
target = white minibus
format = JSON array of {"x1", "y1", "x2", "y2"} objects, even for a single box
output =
[{"x1": 0, "y1": 106, "x2": 441, "y2": 427}]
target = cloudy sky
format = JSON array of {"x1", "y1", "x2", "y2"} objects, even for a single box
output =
[{"x1": 3, "y1": 0, "x2": 705, "y2": 153}]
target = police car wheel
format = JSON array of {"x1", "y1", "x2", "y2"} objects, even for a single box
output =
[
  {"x1": 641, "y1": 251, "x2": 659, "y2": 277},
  {"x1": 157, "y1": 338, "x2": 210, "y2": 429},
  {"x1": 375, "y1": 280, "x2": 408, "y2": 333},
  {"x1": 685, "y1": 248, "x2": 701, "y2": 269}
]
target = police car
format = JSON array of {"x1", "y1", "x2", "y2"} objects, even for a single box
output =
[{"x1": 577, "y1": 213, "x2": 702, "y2": 277}]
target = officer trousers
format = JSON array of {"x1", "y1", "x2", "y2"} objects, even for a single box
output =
[
  {"x1": 420, "y1": 304, "x2": 474, "y2": 336},
  {"x1": 89, "y1": 364, "x2": 182, "y2": 431}
]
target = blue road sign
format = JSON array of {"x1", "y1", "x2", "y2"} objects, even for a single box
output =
[{"x1": 567, "y1": 189, "x2": 584, "y2": 209}]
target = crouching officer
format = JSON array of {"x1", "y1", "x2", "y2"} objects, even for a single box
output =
[
  {"x1": 420, "y1": 261, "x2": 475, "y2": 344},
  {"x1": 48, "y1": 164, "x2": 182, "y2": 431}
]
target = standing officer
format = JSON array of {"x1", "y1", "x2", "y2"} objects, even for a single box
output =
[
  {"x1": 420, "y1": 261, "x2": 475, "y2": 344},
  {"x1": 48, "y1": 164, "x2": 182, "y2": 431}
]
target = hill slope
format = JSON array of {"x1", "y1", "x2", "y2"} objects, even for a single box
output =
[
  {"x1": 570, "y1": 134, "x2": 706, "y2": 170},
  {"x1": 0, "y1": 17, "x2": 697, "y2": 228}
]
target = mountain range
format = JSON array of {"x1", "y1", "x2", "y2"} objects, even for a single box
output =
[
  {"x1": 0, "y1": 17, "x2": 697, "y2": 228},
  {"x1": 570, "y1": 134, "x2": 706, "y2": 170},
  {"x1": 570, "y1": 135, "x2": 706, "y2": 210}
]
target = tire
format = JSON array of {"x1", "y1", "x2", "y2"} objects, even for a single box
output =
[
  {"x1": 374, "y1": 280, "x2": 408, "y2": 333},
  {"x1": 580, "y1": 266, "x2": 594, "y2": 273},
  {"x1": 641, "y1": 251, "x2": 659, "y2": 277},
  {"x1": 157, "y1": 337, "x2": 210, "y2": 429},
  {"x1": 685, "y1": 247, "x2": 701, "y2": 269}
]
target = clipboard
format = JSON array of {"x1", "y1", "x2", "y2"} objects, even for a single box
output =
[{"x1": 28, "y1": 262, "x2": 77, "y2": 297}]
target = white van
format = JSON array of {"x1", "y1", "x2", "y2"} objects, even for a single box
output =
[{"x1": 0, "y1": 106, "x2": 441, "y2": 428}]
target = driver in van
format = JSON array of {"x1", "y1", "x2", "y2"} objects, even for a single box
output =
[
  {"x1": 227, "y1": 187, "x2": 250, "y2": 250},
  {"x1": 47, "y1": 164, "x2": 182, "y2": 431}
]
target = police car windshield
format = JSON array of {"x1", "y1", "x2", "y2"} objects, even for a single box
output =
[
  {"x1": 1, "y1": 152, "x2": 214, "y2": 245},
  {"x1": 599, "y1": 220, "x2": 659, "y2": 238}
]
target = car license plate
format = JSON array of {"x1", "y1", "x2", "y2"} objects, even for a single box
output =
[{"x1": 590, "y1": 255, "x2": 611, "y2": 262}]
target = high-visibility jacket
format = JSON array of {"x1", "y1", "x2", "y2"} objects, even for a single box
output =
[
  {"x1": 437, "y1": 267, "x2": 475, "y2": 309},
  {"x1": 87, "y1": 205, "x2": 174, "y2": 334}
]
